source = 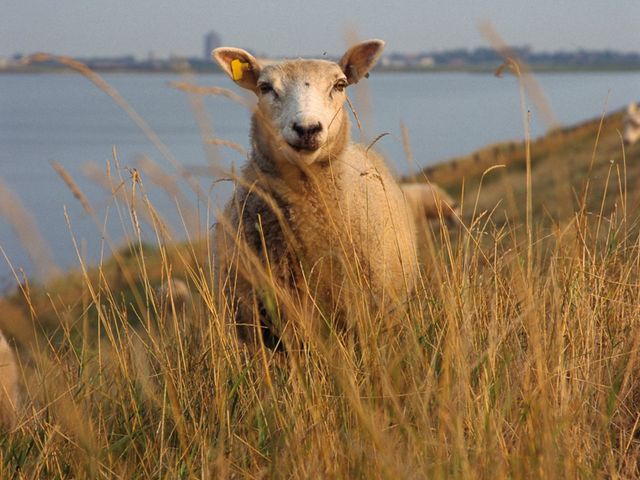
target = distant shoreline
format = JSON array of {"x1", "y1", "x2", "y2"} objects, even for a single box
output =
[{"x1": 2, "y1": 65, "x2": 640, "y2": 75}]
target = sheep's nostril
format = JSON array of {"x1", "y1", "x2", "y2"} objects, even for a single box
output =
[
  {"x1": 292, "y1": 122, "x2": 323, "y2": 138},
  {"x1": 292, "y1": 123, "x2": 305, "y2": 137},
  {"x1": 307, "y1": 123, "x2": 323, "y2": 135}
]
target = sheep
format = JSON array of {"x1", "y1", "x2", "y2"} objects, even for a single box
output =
[
  {"x1": 0, "y1": 330, "x2": 20, "y2": 430},
  {"x1": 623, "y1": 101, "x2": 640, "y2": 146},
  {"x1": 401, "y1": 182, "x2": 460, "y2": 226},
  {"x1": 212, "y1": 40, "x2": 419, "y2": 349}
]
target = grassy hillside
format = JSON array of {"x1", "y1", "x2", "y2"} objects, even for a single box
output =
[
  {"x1": 410, "y1": 108, "x2": 640, "y2": 225},
  {"x1": 1, "y1": 109, "x2": 640, "y2": 478}
]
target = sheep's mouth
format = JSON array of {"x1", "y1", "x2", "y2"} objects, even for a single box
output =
[{"x1": 287, "y1": 142, "x2": 321, "y2": 153}]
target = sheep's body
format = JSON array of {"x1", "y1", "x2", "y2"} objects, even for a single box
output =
[
  {"x1": 213, "y1": 41, "x2": 418, "y2": 347},
  {"x1": 401, "y1": 182, "x2": 459, "y2": 225},
  {"x1": 217, "y1": 143, "x2": 418, "y2": 345},
  {"x1": 0, "y1": 330, "x2": 19, "y2": 429}
]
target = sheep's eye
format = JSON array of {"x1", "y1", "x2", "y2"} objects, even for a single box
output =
[
  {"x1": 258, "y1": 83, "x2": 276, "y2": 97},
  {"x1": 333, "y1": 79, "x2": 348, "y2": 93}
]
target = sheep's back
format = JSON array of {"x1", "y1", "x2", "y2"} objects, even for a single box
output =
[{"x1": 336, "y1": 145, "x2": 418, "y2": 301}]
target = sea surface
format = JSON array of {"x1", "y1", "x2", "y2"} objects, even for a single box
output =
[{"x1": 1, "y1": 70, "x2": 639, "y2": 284}]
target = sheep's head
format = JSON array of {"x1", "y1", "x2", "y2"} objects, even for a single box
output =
[
  {"x1": 213, "y1": 40, "x2": 385, "y2": 165},
  {"x1": 623, "y1": 102, "x2": 640, "y2": 146}
]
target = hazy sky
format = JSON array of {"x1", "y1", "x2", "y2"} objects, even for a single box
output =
[{"x1": 3, "y1": 1, "x2": 639, "y2": 59}]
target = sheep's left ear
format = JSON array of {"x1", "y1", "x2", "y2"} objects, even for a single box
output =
[
  {"x1": 212, "y1": 47, "x2": 261, "y2": 94},
  {"x1": 339, "y1": 39, "x2": 385, "y2": 85}
]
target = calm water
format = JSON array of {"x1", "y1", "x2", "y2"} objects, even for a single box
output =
[{"x1": 1, "y1": 71, "x2": 639, "y2": 283}]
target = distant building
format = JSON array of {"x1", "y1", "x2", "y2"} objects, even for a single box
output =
[
  {"x1": 418, "y1": 56, "x2": 434, "y2": 67},
  {"x1": 204, "y1": 31, "x2": 222, "y2": 61}
]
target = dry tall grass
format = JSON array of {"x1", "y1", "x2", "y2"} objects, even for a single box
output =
[{"x1": 1, "y1": 55, "x2": 639, "y2": 479}]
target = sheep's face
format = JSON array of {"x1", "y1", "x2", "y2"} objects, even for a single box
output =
[
  {"x1": 623, "y1": 102, "x2": 640, "y2": 146},
  {"x1": 213, "y1": 40, "x2": 385, "y2": 165},
  {"x1": 253, "y1": 60, "x2": 348, "y2": 163}
]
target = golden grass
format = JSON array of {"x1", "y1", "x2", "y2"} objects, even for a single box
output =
[
  {"x1": 0, "y1": 179, "x2": 60, "y2": 282},
  {"x1": 1, "y1": 55, "x2": 639, "y2": 479}
]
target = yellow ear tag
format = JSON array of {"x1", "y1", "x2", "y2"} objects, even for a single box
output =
[{"x1": 231, "y1": 59, "x2": 249, "y2": 81}]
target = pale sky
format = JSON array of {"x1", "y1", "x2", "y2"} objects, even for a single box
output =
[{"x1": 2, "y1": 0, "x2": 639, "y2": 59}]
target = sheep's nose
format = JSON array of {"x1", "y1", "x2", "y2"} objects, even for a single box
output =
[{"x1": 292, "y1": 122, "x2": 323, "y2": 139}]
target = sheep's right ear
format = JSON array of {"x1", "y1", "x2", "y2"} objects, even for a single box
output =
[
  {"x1": 628, "y1": 102, "x2": 638, "y2": 115},
  {"x1": 212, "y1": 47, "x2": 261, "y2": 94}
]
